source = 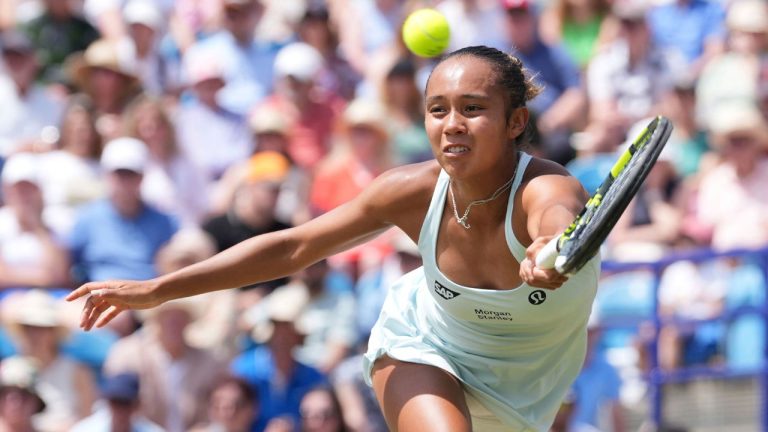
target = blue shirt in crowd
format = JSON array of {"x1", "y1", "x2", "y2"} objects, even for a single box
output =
[
  {"x1": 648, "y1": 0, "x2": 725, "y2": 65},
  {"x1": 68, "y1": 200, "x2": 177, "y2": 283},
  {"x1": 231, "y1": 346, "x2": 327, "y2": 432}
]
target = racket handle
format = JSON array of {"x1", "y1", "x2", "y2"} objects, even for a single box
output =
[{"x1": 535, "y1": 236, "x2": 561, "y2": 269}]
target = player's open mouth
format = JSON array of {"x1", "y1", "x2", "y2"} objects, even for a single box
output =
[{"x1": 445, "y1": 145, "x2": 470, "y2": 154}]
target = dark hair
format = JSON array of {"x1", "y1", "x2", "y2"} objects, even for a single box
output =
[
  {"x1": 427, "y1": 45, "x2": 543, "y2": 145},
  {"x1": 300, "y1": 384, "x2": 348, "y2": 432},
  {"x1": 209, "y1": 375, "x2": 259, "y2": 407}
]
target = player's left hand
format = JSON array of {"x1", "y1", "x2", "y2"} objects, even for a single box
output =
[{"x1": 520, "y1": 236, "x2": 569, "y2": 289}]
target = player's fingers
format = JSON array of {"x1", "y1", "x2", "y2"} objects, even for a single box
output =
[
  {"x1": 66, "y1": 282, "x2": 105, "y2": 302},
  {"x1": 95, "y1": 306, "x2": 124, "y2": 329},
  {"x1": 83, "y1": 298, "x2": 111, "y2": 331}
]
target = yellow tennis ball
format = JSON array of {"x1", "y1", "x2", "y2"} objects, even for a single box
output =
[{"x1": 402, "y1": 9, "x2": 451, "y2": 58}]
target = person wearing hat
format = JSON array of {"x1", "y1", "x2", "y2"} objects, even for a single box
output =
[
  {"x1": 233, "y1": 283, "x2": 327, "y2": 431},
  {"x1": 184, "y1": 0, "x2": 278, "y2": 116},
  {"x1": 257, "y1": 41, "x2": 345, "y2": 171},
  {"x1": 0, "y1": 356, "x2": 47, "y2": 432},
  {"x1": 72, "y1": 38, "x2": 142, "y2": 124},
  {"x1": 695, "y1": 0, "x2": 768, "y2": 124},
  {"x1": 21, "y1": 0, "x2": 99, "y2": 84},
  {"x1": 176, "y1": 48, "x2": 253, "y2": 182},
  {"x1": 203, "y1": 151, "x2": 293, "y2": 288},
  {"x1": 693, "y1": 102, "x2": 768, "y2": 250},
  {"x1": 309, "y1": 97, "x2": 393, "y2": 215},
  {"x1": 0, "y1": 30, "x2": 64, "y2": 157},
  {"x1": 211, "y1": 109, "x2": 312, "y2": 226},
  {"x1": 68, "y1": 137, "x2": 178, "y2": 283},
  {"x1": 2, "y1": 290, "x2": 97, "y2": 431},
  {"x1": 70, "y1": 372, "x2": 164, "y2": 432},
  {"x1": 121, "y1": 0, "x2": 169, "y2": 96},
  {"x1": 0, "y1": 153, "x2": 71, "y2": 291}
]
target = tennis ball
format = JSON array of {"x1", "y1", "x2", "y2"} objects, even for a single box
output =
[{"x1": 402, "y1": 9, "x2": 451, "y2": 58}]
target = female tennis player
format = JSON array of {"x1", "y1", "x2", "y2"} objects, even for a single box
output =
[{"x1": 67, "y1": 46, "x2": 599, "y2": 432}]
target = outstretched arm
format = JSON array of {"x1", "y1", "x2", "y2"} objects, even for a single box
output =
[
  {"x1": 518, "y1": 159, "x2": 589, "y2": 288},
  {"x1": 66, "y1": 163, "x2": 434, "y2": 329}
]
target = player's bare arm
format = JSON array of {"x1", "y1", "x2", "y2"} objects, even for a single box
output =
[
  {"x1": 518, "y1": 157, "x2": 588, "y2": 288},
  {"x1": 66, "y1": 162, "x2": 440, "y2": 329}
]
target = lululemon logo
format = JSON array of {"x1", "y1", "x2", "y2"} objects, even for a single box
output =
[
  {"x1": 434, "y1": 281, "x2": 460, "y2": 300},
  {"x1": 528, "y1": 290, "x2": 546, "y2": 305}
]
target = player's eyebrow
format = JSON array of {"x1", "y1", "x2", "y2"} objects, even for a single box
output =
[{"x1": 426, "y1": 93, "x2": 490, "y2": 104}]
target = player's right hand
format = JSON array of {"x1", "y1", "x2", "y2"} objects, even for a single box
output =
[
  {"x1": 65, "y1": 280, "x2": 163, "y2": 330},
  {"x1": 520, "y1": 236, "x2": 569, "y2": 290}
]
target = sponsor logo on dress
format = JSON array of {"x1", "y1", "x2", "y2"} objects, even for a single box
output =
[
  {"x1": 528, "y1": 290, "x2": 547, "y2": 305},
  {"x1": 474, "y1": 308, "x2": 513, "y2": 321},
  {"x1": 434, "y1": 281, "x2": 460, "y2": 300}
]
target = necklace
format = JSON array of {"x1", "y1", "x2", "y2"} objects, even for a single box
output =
[{"x1": 448, "y1": 161, "x2": 519, "y2": 230}]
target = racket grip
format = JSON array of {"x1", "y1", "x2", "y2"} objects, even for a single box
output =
[{"x1": 535, "y1": 236, "x2": 560, "y2": 269}]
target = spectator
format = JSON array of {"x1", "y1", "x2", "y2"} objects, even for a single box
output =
[
  {"x1": 104, "y1": 298, "x2": 225, "y2": 432},
  {"x1": 538, "y1": 0, "x2": 612, "y2": 68},
  {"x1": 70, "y1": 372, "x2": 164, "y2": 432},
  {"x1": 292, "y1": 260, "x2": 357, "y2": 374},
  {"x1": 0, "y1": 153, "x2": 71, "y2": 290},
  {"x1": 299, "y1": 385, "x2": 348, "y2": 432},
  {"x1": 660, "y1": 77, "x2": 710, "y2": 178},
  {"x1": 0, "y1": 30, "x2": 64, "y2": 157},
  {"x1": 335, "y1": 0, "x2": 403, "y2": 78},
  {"x1": 587, "y1": 1, "x2": 674, "y2": 131},
  {"x1": 176, "y1": 48, "x2": 253, "y2": 181},
  {"x1": 2, "y1": 290, "x2": 96, "y2": 431},
  {"x1": 548, "y1": 388, "x2": 601, "y2": 432},
  {"x1": 695, "y1": 0, "x2": 768, "y2": 124},
  {"x1": 185, "y1": 0, "x2": 278, "y2": 116},
  {"x1": 233, "y1": 284, "x2": 327, "y2": 431},
  {"x1": 0, "y1": 356, "x2": 47, "y2": 432},
  {"x1": 212, "y1": 108, "x2": 312, "y2": 225},
  {"x1": 203, "y1": 151, "x2": 292, "y2": 253},
  {"x1": 500, "y1": 0, "x2": 586, "y2": 164},
  {"x1": 310, "y1": 98, "x2": 393, "y2": 215},
  {"x1": 68, "y1": 137, "x2": 177, "y2": 283},
  {"x1": 121, "y1": 0, "x2": 171, "y2": 96},
  {"x1": 646, "y1": 0, "x2": 726, "y2": 78},
  {"x1": 21, "y1": 0, "x2": 99, "y2": 84},
  {"x1": 296, "y1": 5, "x2": 360, "y2": 101},
  {"x1": 71, "y1": 39, "x2": 143, "y2": 141},
  {"x1": 123, "y1": 94, "x2": 210, "y2": 226},
  {"x1": 259, "y1": 42, "x2": 345, "y2": 171},
  {"x1": 570, "y1": 314, "x2": 625, "y2": 432},
  {"x1": 379, "y1": 58, "x2": 432, "y2": 164},
  {"x1": 608, "y1": 119, "x2": 682, "y2": 261},
  {"x1": 190, "y1": 375, "x2": 259, "y2": 432},
  {"x1": 36, "y1": 95, "x2": 104, "y2": 236},
  {"x1": 695, "y1": 102, "x2": 768, "y2": 250},
  {"x1": 154, "y1": 229, "x2": 239, "y2": 360},
  {"x1": 436, "y1": 0, "x2": 507, "y2": 53}
]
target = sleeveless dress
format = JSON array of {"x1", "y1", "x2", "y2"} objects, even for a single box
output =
[{"x1": 363, "y1": 153, "x2": 600, "y2": 431}]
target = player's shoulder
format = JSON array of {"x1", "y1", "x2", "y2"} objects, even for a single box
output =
[
  {"x1": 361, "y1": 160, "x2": 441, "y2": 217},
  {"x1": 372, "y1": 160, "x2": 441, "y2": 198},
  {"x1": 520, "y1": 155, "x2": 587, "y2": 199}
]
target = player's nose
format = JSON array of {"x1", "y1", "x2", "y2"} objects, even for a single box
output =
[{"x1": 443, "y1": 109, "x2": 467, "y2": 134}]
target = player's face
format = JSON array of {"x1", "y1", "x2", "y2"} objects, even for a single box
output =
[{"x1": 425, "y1": 56, "x2": 526, "y2": 180}]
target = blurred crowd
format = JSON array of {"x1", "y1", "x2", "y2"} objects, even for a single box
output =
[{"x1": 0, "y1": 0, "x2": 766, "y2": 431}]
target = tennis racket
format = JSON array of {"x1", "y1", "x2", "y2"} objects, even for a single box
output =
[{"x1": 535, "y1": 116, "x2": 674, "y2": 274}]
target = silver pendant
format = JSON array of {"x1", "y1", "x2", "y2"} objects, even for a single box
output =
[{"x1": 457, "y1": 217, "x2": 471, "y2": 229}]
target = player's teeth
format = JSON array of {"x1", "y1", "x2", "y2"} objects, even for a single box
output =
[{"x1": 447, "y1": 146, "x2": 468, "y2": 153}]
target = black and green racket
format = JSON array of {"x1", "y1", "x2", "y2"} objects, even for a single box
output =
[{"x1": 536, "y1": 116, "x2": 674, "y2": 274}]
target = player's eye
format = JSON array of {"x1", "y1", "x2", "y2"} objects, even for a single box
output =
[
  {"x1": 429, "y1": 106, "x2": 447, "y2": 115},
  {"x1": 465, "y1": 105, "x2": 483, "y2": 113}
]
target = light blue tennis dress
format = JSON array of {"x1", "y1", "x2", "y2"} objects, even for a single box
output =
[{"x1": 363, "y1": 153, "x2": 600, "y2": 431}]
